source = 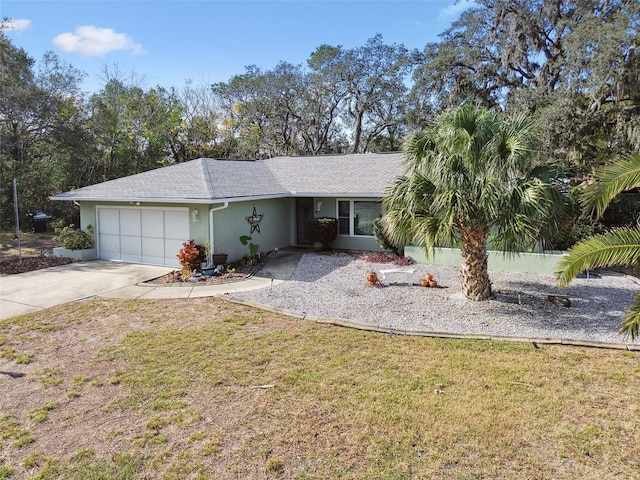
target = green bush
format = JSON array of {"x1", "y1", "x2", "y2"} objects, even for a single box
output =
[
  {"x1": 54, "y1": 224, "x2": 95, "y2": 250},
  {"x1": 307, "y1": 217, "x2": 338, "y2": 251},
  {"x1": 601, "y1": 192, "x2": 640, "y2": 228},
  {"x1": 373, "y1": 217, "x2": 403, "y2": 255},
  {"x1": 546, "y1": 191, "x2": 640, "y2": 251}
]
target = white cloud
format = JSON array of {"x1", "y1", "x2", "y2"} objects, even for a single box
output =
[
  {"x1": 53, "y1": 26, "x2": 145, "y2": 57},
  {"x1": 4, "y1": 19, "x2": 32, "y2": 32},
  {"x1": 440, "y1": 0, "x2": 477, "y2": 19}
]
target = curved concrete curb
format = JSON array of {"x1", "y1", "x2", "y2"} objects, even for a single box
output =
[{"x1": 223, "y1": 296, "x2": 640, "y2": 352}]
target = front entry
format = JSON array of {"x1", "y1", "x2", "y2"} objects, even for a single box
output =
[{"x1": 296, "y1": 198, "x2": 314, "y2": 244}]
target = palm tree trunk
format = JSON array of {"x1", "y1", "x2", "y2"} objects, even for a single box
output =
[{"x1": 460, "y1": 226, "x2": 492, "y2": 301}]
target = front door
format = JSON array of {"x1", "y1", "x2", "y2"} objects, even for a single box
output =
[{"x1": 296, "y1": 198, "x2": 314, "y2": 244}]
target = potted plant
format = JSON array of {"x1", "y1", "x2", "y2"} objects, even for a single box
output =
[
  {"x1": 197, "y1": 241, "x2": 226, "y2": 275},
  {"x1": 212, "y1": 252, "x2": 228, "y2": 266}
]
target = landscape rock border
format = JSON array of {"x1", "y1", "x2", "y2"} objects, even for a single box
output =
[{"x1": 229, "y1": 251, "x2": 640, "y2": 351}]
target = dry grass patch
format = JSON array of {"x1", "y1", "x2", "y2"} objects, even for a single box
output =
[
  {"x1": 0, "y1": 231, "x2": 57, "y2": 258},
  {"x1": 0, "y1": 297, "x2": 638, "y2": 479}
]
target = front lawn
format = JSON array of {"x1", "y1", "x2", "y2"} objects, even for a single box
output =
[{"x1": 1, "y1": 298, "x2": 638, "y2": 479}]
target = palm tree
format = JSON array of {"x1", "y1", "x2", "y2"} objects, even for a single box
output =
[
  {"x1": 555, "y1": 154, "x2": 640, "y2": 340},
  {"x1": 383, "y1": 103, "x2": 565, "y2": 300}
]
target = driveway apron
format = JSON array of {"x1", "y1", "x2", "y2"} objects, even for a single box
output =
[{"x1": 0, "y1": 261, "x2": 173, "y2": 320}]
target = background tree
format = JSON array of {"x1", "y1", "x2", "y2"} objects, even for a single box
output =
[
  {"x1": 212, "y1": 65, "x2": 277, "y2": 159},
  {"x1": 0, "y1": 25, "x2": 87, "y2": 226},
  {"x1": 211, "y1": 62, "x2": 350, "y2": 158},
  {"x1": 410, "y1": 0, "x2": 640, "y2": 174},
  {"x1": 172, "y1": 80, "x2": 223, "y2": 161},
  {"x1": 84, "y1": 69, "x2": 182, "y2": 184},
  {"x1": 309, "y1": 34, "x2": 411, "y2": 153},
  {"x1": 299, "y1": 64, "x2": 349, "y2": 154},
  {"x1": 555, "y1": 154, "x2": 640, "y2": 339},
  {"x1": 383, "y1": 104, "x2": 565, "y2": 300}
]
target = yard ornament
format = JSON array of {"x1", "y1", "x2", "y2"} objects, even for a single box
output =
[{"x1": 246, "y1": 206, "x2": 264, "y2": 234}]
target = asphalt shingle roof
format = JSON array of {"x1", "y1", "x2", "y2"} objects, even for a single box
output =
[{"x1": 51, "y1": 153, "x2": 405, "y2": 203}]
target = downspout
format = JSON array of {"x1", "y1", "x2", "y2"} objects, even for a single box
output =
[{"x1": 209, "y1": 202, "x2": 229, "y2": 255}]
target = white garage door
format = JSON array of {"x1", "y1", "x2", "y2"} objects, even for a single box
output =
[{"x1": 97, "y1": 207, "x2": 189, "y2": 267}]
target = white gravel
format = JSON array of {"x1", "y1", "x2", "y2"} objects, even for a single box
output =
[{"x1": 232, "y1": 251, "x2": 640, "y2": 346}]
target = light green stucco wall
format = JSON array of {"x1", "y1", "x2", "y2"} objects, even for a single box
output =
[
  {"x1": 79, "y1": 203, "x2": 96, "y2": 232},
  {"x1": 210, "y1": 198, "x2": 293, "y2": 261},
  {"x1": 405, "y1": 246, "x2": 566, "y2": 275}
]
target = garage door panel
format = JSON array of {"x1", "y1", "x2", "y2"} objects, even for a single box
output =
[
  {"x1": 120, "y1": 209, "x2": 141, "y2": 236},
  {"x1": 164, "y1": 239, "x2": 184, "y2": 267},
  {"x1": 99, "y1": 209, "x2": 120, "y2": 234},
  {"x1": 143, "y1": 237, "x2": 164, "y2": 258},
  {"x1": 121, "y1": 235, "x2": 141, "y2": 256},
  {"x1": 99, "y1": 234, "x2": 120, "y2": 259},
  {"x1": 141, "y1": 210, "x2": 164, "y2": 237},
  {"x1": 165, "y1": 210, "x2": 189, "y2": 240}
]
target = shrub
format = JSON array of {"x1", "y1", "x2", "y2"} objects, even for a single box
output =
[
  {"x1": 373, "y1": 217, "x2": 403, "y2": 255},
  {"x1": 543, "y1": 187, "x2": 605, "y2": 251},
  {"x1": 239, "y1": 235, "x2": 259, "y2": 257},
  {"x1": 54, "y1": 224, "x2": 94, "y2": 250},
  {"x1": 307, "y1": 217, "x2": 338, "y2": 251},
  {"x1": 176, "y1": 240, "x2": 206, "y2": 272},
  {"x1": 601, "y1": 192, "x2": 640, "y2": 228}
]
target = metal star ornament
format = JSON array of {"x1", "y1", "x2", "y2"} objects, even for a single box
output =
[{"x1": 246, "y1": 206, "x2": 264, "y2": 234}]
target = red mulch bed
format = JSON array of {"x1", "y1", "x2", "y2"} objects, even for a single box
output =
[
  {"x1": 358, "y1": 251, "x2": 415, "y2": 265},
  {"x1": 0, "y1": 256, "x2": 76, "y2": 274}
]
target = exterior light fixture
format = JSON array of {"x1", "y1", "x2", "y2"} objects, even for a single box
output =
[
  {"x1": 192, "y1": 209, "x2": 199, "y2": 222},
  {"x1": 316, "y1": 201, "x2": 323, "y2": 212}
]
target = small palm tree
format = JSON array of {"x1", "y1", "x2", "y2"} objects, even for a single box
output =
[
  {"x1": 383, "y1": 103, "x2": 565, "y2": 300},
  {"x1": 555, "y1": 154, "x2": 640, "y2": 340}
]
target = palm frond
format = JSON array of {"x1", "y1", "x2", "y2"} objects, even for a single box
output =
[
  {"x1": 555, "y1": 227, "x2": 640, "y2": 287},
  {"x1": 581, "y1": 154, "x2": 640, "y2": 219},
  {"x1": 382, "y1": 173, "x2": 437, "y2": 247},
  {"x1": 404, "y1": 130, "x2": 436, "y2": 170},
  {"x1": 490, "y1": 178, "x2": 566, "y2": 252},
  {"x1": 620, "y1": 292, "x2": 640, "y2": 341}
]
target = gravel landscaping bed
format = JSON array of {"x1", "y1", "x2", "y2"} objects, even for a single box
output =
[{"x1": 233, "y1": 251, "x2": 640, "y2": 345}]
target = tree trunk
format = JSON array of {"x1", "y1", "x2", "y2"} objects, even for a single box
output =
[
  {"x1": 460, "y1": 226, "x2": 492, "y2": 301},
  {"x1": 351, "y1": 107, "x2": 365, "y2": 153}
]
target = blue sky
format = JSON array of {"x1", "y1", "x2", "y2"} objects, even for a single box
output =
[{"x1": 2, "y1": 0, "x2": 474, "y2": 93}]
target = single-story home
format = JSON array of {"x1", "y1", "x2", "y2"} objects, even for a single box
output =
[{"x1": 51, "y1": 153, "x2": 405, "y2": 268}]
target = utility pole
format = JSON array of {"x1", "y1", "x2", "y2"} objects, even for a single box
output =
[{"x1": 13, "y1": 178, "x2": 22, "y2": 265}]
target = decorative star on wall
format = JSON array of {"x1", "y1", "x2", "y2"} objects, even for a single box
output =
[{"x1": 246, "y1": 206, "x2": 264, "y2": 234}]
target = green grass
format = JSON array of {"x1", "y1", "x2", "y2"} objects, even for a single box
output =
[
  {"x1": 0, "y1": 415, "x2": 34, "y2": 449},
  {"x1": 0, "y1": 465, "x2": 13, "y2": 479},
  {"x1": 1, "y1": 298, "x2": 639, "y2": 479},
  {"x1": 28, "y1": 402, "x2": 59, "y2": 423},
  {"x1": 36, "y1": 367, "x2": 63, "y2": 388},
  {"x1": 25, "y1": 453, "x2": 141, "y2": 480}
]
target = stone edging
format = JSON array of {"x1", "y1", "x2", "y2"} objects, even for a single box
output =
[{"x1": 223, "y1": 296, "x2": 640, "y2": 352}]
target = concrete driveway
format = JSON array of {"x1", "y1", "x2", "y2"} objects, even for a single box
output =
[{"x1": 0, "y1": 261, "x2": 173, "y2": 320}]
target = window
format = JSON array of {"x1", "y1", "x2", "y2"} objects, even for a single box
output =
[{"x1": 337, "y1": 200, "x2": 381, "y2": 236}]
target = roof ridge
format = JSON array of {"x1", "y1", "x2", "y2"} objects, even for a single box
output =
[{"x1": 200, "y1": 158, "x2": 216, "y2": 198}]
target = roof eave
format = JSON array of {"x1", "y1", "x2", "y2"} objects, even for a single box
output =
[{"x1": 49, "y1": 193, "x2": 291, "y2": 204}]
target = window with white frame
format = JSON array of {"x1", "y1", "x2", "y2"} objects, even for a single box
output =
[{"x1": 337, "y1": 200, "x2": 382, "y2": 236}]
